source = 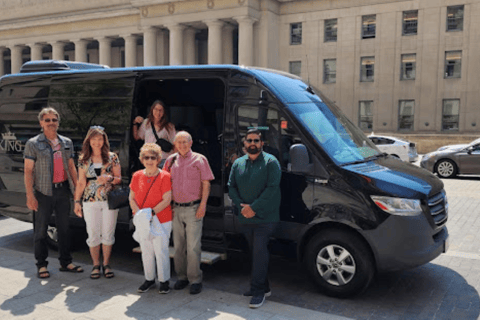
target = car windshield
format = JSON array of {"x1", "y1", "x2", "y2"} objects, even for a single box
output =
[
  {"x1": 468, "y1": 137, "x2": 480, "y2": 147},
  {"x1": 287, "y1": 88, "x2": 381, "y2": 166}
]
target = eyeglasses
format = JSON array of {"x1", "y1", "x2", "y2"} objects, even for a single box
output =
[
  {"x1": 142, "y1": 156, "x2": 158, "y2": 161},
  {"x1": 245, "y1": 139, "x2": 260, "y2": 144},
  {"x1": 90, "y1": 126, "x2": 105, "y2": 131},
  {"x1": 43, "y1": 118, "x2": 59, "y2": 123}
]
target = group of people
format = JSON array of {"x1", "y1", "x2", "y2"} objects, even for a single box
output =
[{"x1": 24, "y1": 101, "x2": 281, "y2": 309}]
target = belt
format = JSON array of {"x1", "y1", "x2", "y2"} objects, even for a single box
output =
[
  {"x1": 53, "y1": 181, "x2": 68, "y2": 189},
  {"x1": 173, "y1": 199, "x2": 201, "y2": 207}
]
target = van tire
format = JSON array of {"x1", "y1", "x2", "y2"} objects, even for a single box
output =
[{"x1": 304, "y1": 229, "x2": 374, "y2": 298}]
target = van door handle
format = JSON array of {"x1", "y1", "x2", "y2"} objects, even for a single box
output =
[{"x1": 314, "y1": 179, "x2": 328, "y2": 185}]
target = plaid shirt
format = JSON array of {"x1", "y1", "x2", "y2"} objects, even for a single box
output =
[{"x1": 24, "y1": 133, "x2": 75, "y2": 196}]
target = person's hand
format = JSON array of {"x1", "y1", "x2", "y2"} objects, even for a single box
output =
[
  {"x1": 96, "y1": 174, "x2": 110, "y2": 185},
  {"x1": 26, "y1": 194, "x2": 38, "y2": 211},
  {"x1": 196, "y1": 203, "x2": 206, "y2": 219},
  {"x1": 74, "y1": 203, "x2": 83, "y2": 217},
  {"x1": 240, "y1": 204, "x2": 255, "y2": 218},
  {"x1": 133, "y1": 116, "x2": 144, "y2": 125}
]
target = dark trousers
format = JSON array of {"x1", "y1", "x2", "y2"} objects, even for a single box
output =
[
  {"x1": 241, "y1": 222, "x2": 278, "y2": 296},
  {"x1": 34, "y1": 185, "x2": 72, "y2": 269}
]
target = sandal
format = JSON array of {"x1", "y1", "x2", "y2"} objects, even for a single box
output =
[
  {"x1": 90, "y1": 265, "x2": 101, "y2": 279},
  {"x1": 37, "y1": 267, "x2": 50, "y2": 279},
  {"x1": 59, "y1": 264, "x2": 84, "y2": 273},
  {"x1": 103, "y1": 265, "x2": 115, "y2": 279}
]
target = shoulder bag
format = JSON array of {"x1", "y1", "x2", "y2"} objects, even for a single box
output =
[{"x1": 151, "y1": 125, "x2": 173, "y2": 152}]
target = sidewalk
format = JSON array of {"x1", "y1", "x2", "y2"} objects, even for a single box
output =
[{"x1": 0, "y1": 247, "x2": 349, "y2": 320}]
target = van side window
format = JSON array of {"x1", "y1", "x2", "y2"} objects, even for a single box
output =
[{"x1": 279, "y1": 116, "x2": 306, "y2": 170}]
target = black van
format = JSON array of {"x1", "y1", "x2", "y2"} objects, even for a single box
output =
[{"x1": 0, "y1": 60, "x2": 448, "y2": 297}]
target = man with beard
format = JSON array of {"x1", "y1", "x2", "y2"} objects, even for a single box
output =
[{"x1": 228, "y1": 128, "x2": 281, "y2": 309}]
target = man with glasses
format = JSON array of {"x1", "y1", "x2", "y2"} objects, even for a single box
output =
[
  {"x1": 164, "y1": 131, "x2": 214, "y2": 295},
  {"x1": 24, "y1": 107, "x2": 82, "y2": 278},
  {"x1": 228, "y1": 128, "x2": 282, "y2": 309}
]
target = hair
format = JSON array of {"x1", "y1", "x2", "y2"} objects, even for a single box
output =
[
  {"x1": 174, "y1": 131, "x2": 193, "y2": 142},
  {"x1": 79, "y1": 128, "x2": 111, "y2": 165},
  {"x1": 139, "y1": 143, "x2": 162, "y2": 160},
  {"x1": 38, "y1": 107, "x2": 60, "y2": 122},
  {"x1": 245, "y1": 128, "x2": 263, "y2": 141},
  {"x1": 146, "y1": 100, "x2": 173, "y2": 134}
]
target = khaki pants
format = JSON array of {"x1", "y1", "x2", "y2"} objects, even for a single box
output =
[{"x1": 173, "y1": 204, "x2": 203, "y2": 284}]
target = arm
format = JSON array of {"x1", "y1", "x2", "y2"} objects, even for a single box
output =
[
  {"x1": 24, "y1": 159, "x2": 38, "y2": 211},
  {"x1": 73, "y1": 166, "x2": 87, "y2": 217},
  {"x1": 68, "y1": 158, "x2": 78, "y2": 189},
  {"x1": 152, "y1": 190, "x2": 172, "y2": 215},
  {"x1": 132, "y1": 117, "x2": 145, "y2": 141},
  {"x1": 227, "y1": 162, "x2": 243, "y2": 209},
  {"x1": 129, "y1": 189, "x2": 140, "y2": 215},
  {"x1": 248, "y1": 159, "x2": 282, "y2": 219},
  {"x1": 195, "y1": 180, "x2": 210, "y2": 219}
]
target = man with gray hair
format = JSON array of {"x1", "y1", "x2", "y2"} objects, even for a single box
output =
[
  {"x1": 24, "y1": 107, "x2": 82, "y2": 278},
  {"x1": 164, "y1": 131, "x2": 214, "y2": 294}
]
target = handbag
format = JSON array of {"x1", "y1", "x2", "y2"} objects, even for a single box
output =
[
  {"x1": 151, "y1": 125, "x2": 173, "y2": 152},
  {"x1": 108, "y1": 183, "x2": 130, "y2": 210}
]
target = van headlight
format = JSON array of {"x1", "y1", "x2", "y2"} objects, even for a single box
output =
[{"x1": 370, "y1": 196, "x2": 422, "y2": 216}]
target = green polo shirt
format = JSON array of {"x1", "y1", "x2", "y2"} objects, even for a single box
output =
[{"x1": 228, "y1": 151, "x2": 281, "y2": 224}]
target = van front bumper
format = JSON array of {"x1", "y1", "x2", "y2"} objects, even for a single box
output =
[{"x1": 363, "y1": 214, "x2": 448, "y2": 272}]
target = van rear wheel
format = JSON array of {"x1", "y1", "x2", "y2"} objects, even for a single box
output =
[{"x1": 304, "y1": 229, "x2": 374, "y2": 298}]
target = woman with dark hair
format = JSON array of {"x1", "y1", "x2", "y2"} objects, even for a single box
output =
[
  {"x1": 132, "y1": 100, "x2": 176, "y2": 167},
  {"x1": 73, "y1": 126, "x2": 121, "y2": 279}
]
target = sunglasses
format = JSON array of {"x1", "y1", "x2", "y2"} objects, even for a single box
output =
[
  {"x1": 90, "y1": 125, "x2": 105, "y2": 131},
  {"x1": 245, "y1": 139, "x2": 261, "y2": 144},
  {"x1": 142, "y1": 156, "x2": 158, "y2": 161},
  {"x1": 43, "y1": 118, "x2": 59, "y2": 123}
]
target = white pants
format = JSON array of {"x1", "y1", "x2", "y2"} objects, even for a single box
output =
[
  {"x1": 140, "y1": 220, "x2": 172, "y2": 282},
  {"x1": 83, "y1": 201, "x2": 118, "y2": 247}
]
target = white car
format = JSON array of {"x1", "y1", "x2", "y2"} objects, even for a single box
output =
[{"x1": 368, "y1": 135, "x2": 419, "y2": 162}]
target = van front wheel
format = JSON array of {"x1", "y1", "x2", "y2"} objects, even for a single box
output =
[{"x1": 304, "y1": 230, "x2": 374, "y2": 298}]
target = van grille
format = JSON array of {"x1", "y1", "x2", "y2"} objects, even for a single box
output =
[{"x1": 427, "y1": 190, "x2": 448, "y2": 226}]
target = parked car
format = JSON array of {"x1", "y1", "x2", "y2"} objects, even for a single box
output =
[
  {"x1": 368, "y1": 134, "x2": 419, "y2": 162},
  {"x1": 0, "y1": 60, "x2": 448, "y2": 298},
  {"x1": 421, "y1": 137, "x2": 480, "y2": 178}
]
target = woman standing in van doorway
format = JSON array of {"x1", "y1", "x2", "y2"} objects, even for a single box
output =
[
  {"x1": 132, "y1": 100, "x2": 176, "y2": 168},
  {"x1": 73, "y1": 127, "x2": 121, "y2": 279}
]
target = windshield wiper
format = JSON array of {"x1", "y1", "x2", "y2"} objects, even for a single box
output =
[{"x1": 340, "y1": 155, "x2": 379, "y2": 167}]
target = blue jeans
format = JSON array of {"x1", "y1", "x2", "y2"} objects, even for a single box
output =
[
  {"x1": 34, "y1": 185, "x2": 72, "y2": 269},
  {"x1": 241, "y1": 222, "x2": 278, "y2": 296}
]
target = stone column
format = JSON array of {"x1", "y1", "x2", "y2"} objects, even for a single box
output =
[
  {"x1": 234, "y1": 16, "x2": 256, "y2": 66},
  {"x1": 10, "y1": 46, "x2": 23, "y2": 74},
  {"x1": 123, "y1": 34, "x2": 137, "y2": 67},
  {"x1": 73, "y1": 39, "x2": 88, "y2": 63},
  {"x1": 143, "y1": 27, "x2": 157, "y2": 66},
  {"x1": 167, "y1": 24, "x2": 185, "y2": 65},
  {"x1": 205, "y1": 19, "x2": 223, "y2": 64},
  {"x1": 51, "y1": 41, "x2": 65, "y2": 61},
  {"x1": 0, "y1": 47, "x2": 5, "y2": 76},
  {"x1": 184, "y1": 27, "x2": 196, "y2": 65},
  {"x1": 30, "y1": 44, "x2": 43, "y2": 61},
  {"x1": 223, "y1": 24, "x2": 235, "y2": 64},
  {"x1": 98, "y1": 37, "x2": 112, "y2": 66}
]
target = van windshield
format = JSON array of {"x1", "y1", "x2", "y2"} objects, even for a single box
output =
[{"x1": 288, "y1": 100, "x2": 381, "y2": 166}]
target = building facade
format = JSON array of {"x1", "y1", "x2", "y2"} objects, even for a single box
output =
[{"x1": 1, "y1": 0, "x2": 479, "y2": 134}]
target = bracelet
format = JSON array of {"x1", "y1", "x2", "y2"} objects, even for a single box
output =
[
  {"x1": 74, "y1": 200, "x2": 81, "y2": 204},
  {"x1": 133, "y1": 123, "x2": 140, "y2": 127}
]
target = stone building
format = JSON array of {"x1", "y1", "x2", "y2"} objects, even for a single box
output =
[{"x1": 1, "y1": 0, "x2": 479, "y2": 136}]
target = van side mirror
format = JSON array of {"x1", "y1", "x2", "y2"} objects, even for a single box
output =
[
  {"x1": 289, "y1": 144, "x2": 313, "y2": 174},
  {"x1": 259, "y1": 90, "x2": 268, "y2": 105}
]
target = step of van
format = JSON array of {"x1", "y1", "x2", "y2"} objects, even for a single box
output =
[{"x1": 132, "y1": 246, "x2": 227, "y2": 265}]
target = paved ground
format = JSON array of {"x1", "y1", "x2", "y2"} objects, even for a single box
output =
[{"x1": 1, "y1": 167, "x2": 480, "y2": 319}]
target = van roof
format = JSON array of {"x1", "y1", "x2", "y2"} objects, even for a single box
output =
[{"x1": 0, "y1": 61, "x2": 313, "y2": 104}]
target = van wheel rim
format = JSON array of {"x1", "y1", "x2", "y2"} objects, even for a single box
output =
[
  {"x1": 438, "y1": 162, "x2": 454, "y2": 176},
  {"x1": 316, "y1": 244, "x2": 356, "y2": 286}
]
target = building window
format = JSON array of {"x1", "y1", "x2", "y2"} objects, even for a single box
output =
[
  {"x1": 290, "y1": 23, "x2": 302, "y2": 45},
  {"x1": 442, "y1": 99, "x2": 460, "y2": 131},
  {"x1": 121, "y1": 50, "x2": 125, "y2": 67},
  {"x1": 401, "y1": 54, "x2": 416, "y2": 80},
  {"x1": 360, "y1": 57, "x2": 374, "y2": 82},
  {"x1": 403, "y1": 10, "x2": 418, "y2": 35},
  {"x1": 87, "y1": 54, "x2": 90, "y2": 63},
  {"x1": 289, "y1": 61, "x2": 301, "y2": 77},
  {"x1": 398, "y1": 100, "x2": 415, "y2": 131},
  {"x1": 359, "y1": 101, "x2": 373, "y2": 131},
  {"x1": 362, "y1": 15, "x2": 376, "y2": 39},
  {"x1": 445, "y1": 51, "x2": 462, "y2": 79},
  {"x1": 324, "y1": 19, "x2": 337, "y2": 42},
  {"x1": 447, "y1": 5, "x2": 464, "y2": 31},
  {"x1": 323, "y1": 59, "x2": 336, "y2": 84},
  {"x1": 64, "y1": 55, "x2": 69, "y2": 61}
]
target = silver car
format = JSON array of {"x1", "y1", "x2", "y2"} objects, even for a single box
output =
[{"x1": 420, "y1": 137, "x2": 480, "y2": 178}]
